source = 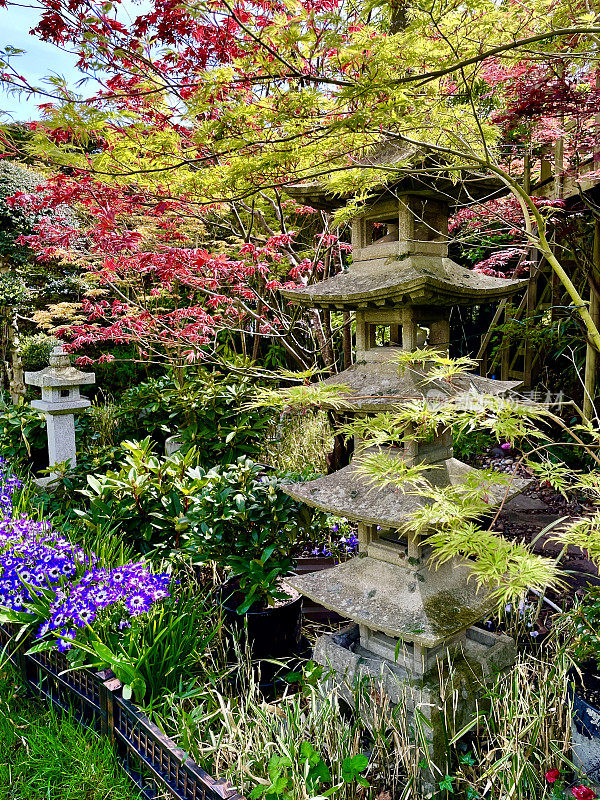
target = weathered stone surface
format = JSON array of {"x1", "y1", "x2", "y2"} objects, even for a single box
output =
[
  {"x1": 320, "y1": 361, "x2": 521, "y2": 411},
  {"x1": 313, "y1": 622, "x2": 515, "y2": 793},
  {"x1": 288, "y1": 555, "x2": 494, "y2": 647},
  {"x1": 25, "y1": 346, "x2": 95, "y2": 472},
  {"x1": 25, "y1": 346, "x2": 95, "y2": 388},
  {"x1": 31, "y1": 398, "x2": 91, "y2": 415},
  {"x1": 44, "y1": 413, "x2": 77, "y2": 466},
  {"x1": 503, "y1": 494, "x2": 550, "y2": 512},
  {"x1": 314, "y1": 623, "x2": 515, "y2": 698},
  {"x1": 283, "y1": 450, "x2": 530, "y2": 528},
  {"x1": 25, "y1": 367, "x2": 95, "y2": 388},
  {"x1": 281, "y1": 255, "x2": 526, "y2": 308}
]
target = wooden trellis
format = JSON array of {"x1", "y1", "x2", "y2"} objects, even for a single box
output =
[
  {"x1": 477, "y1": 145, "x2": 600, "y2": 401},
  {"x1": 477, "y1": 257, "x2": 557, "y2": 388}
]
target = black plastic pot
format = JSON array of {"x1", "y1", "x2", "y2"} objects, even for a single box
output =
[
  {"x1": 294, "y1": 557, "x2": 343, "y2": 623},
  {"x1": 569, "y1": 664, "x2": 600, "y2": 780},
  {"x1": 218, "y1": 580, "x2": 303, "y2": 661}
]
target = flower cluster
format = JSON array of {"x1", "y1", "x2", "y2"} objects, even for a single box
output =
[
  {"x1": 0, "y1": 466, "x2": 171, "y2": 652},
  {"x1": 308, "y1": 517, "x2": 359, "y2": 560},
  {"x1": 39, "y1": 562, "x2": 171, "y2": 651},
  {"x1": 0, "y1": 457, "x2": 22, "y2": 518},
  {"x1": 545, "y1": 769, "x2": 597, "y2": 800},
  {"x1": 0, "y1": 517, "x2": 89, "y2": 612}
]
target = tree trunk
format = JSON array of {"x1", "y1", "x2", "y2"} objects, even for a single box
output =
[{"x1": 310, "y1": 309, "x2": 335, "y2": 373}]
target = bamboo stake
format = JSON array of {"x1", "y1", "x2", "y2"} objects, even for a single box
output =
[{"x1": 583, "y1": 219, "x2": 600, "y2": 421}]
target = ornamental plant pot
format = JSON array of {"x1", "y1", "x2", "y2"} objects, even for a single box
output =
[
  {"x1": 218, "y1": 579, "x2": 303, "y2": 662},
  {"x1": 294, "y1": 556, "x2": 343, "y2": 623},
  {"x1": 295, "y1": 555, "x2": 337, "y2": 573},
  {"x1": 570, "y1": 663, "x2": 600, "y2": 780}
]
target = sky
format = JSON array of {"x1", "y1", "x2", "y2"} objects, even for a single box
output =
[
  {"x1": 0, "y1": 1, "x2": 148, "y2": 122},
  {"x1": 0, "y1": 4, "x2": 91, "y2": 121}
]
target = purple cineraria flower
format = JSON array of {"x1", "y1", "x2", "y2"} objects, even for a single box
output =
[
  {"x1": 0, "y1": 459, "x2": 22, "y2": 519},
  {"x1": 44, "y1": 562, "x2": 172, "y2": 641},
  {"x1": 56, "y1": 628, "x2": 76, "y2": 652},
  {"x1": 0, "y1": 460, "x2": 172, "y2": 651}
]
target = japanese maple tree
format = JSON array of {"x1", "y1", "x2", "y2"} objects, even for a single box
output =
[{"x1": 0, "y1": 0, "x2": 599, "y2": 366}]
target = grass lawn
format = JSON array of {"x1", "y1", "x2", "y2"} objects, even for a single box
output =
[{"x1": 0, "y1": 668, "x2": 139, "y2": 800}]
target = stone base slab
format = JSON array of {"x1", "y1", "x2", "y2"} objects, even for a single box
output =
[{"x1": 313, "y1": 624, "x2": 515, "y2": 795}]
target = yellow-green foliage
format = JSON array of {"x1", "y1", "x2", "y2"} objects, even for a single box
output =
[
  {"x1": 553, "y1": 513, "x2": 600, "y2": 565},
  {"x1": 255, "y1": 366, "x2": 587, "y2": 607},
  {"x1": 351, "y1": 452, "x2": 434, "y2": 491},
  {"x1": 250, "y1": 382, "x2": 351, "y2": 413},
  {"x1": 262, "y1": 409, "x2": 334, "y2": 475},
  {"x1": 393, "y1": 349, "x2": 479, "y2": 383},
  {"x1": 18, "y1": 0, "x2": 581, "y2": 215}
]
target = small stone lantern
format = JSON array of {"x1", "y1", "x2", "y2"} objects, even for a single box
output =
[{"x1": 25, "y1": 345, "x2": 95, "y2": 476}]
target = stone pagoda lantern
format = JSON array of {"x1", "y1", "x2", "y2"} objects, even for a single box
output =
[
  {"x1": 25, "y1": 345, "x2": 95, "y2": 478},
  {"x1": 279, "y1": 167, "x2": 530, "y2": 783}
]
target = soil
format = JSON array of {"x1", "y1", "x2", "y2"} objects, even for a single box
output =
[
  {"x1": 477, "y1": 448, "x2": 600, "y2": 599},
  {"x1": 470, "y1": 446, "x2": 600, "y2": 645}
]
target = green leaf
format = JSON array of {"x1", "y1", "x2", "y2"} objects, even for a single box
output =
[
  {"x1": 0, "y1": 608, "x2": 36, "y2": 624},
  {"x1": 438, "y1": 775, "x2": 455, "y2": 792},
  {"x1": 25, "y1": 640, "x2": 56, "y2": 655}
]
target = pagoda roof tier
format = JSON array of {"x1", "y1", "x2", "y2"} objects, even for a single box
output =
[
  {"x1": 284, "y1": 142, "x2": 505, "y2": 212},
  {"x1": 320, "y1": 362, "x2": 521, "y2": 412},
  {"x1": 287, "y1": 555, "x2": 493, "y2": 647},
  {"x1": 280, "y1": 256, "x2": 526, "y2": 309},
  {"x1": 283, "y1": 450, "x2": 530, "y2": 529}
]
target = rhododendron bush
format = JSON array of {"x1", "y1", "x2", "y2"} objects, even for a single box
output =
[{"x1": 1, "y1": 0, "x2": 600, "y2": 361}]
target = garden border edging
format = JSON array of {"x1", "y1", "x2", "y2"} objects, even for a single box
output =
[{"x1": 0, "y1": 624, "x2": 247, "y2": 800}]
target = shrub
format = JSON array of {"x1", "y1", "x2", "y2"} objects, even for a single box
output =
[
  {"x1": 75, "y1": 438, "x2": 203, "y2": 555},
  {"x1": 0, "y1": 393, "x2": 48, "y2": 467},
  {"x1": 17, "y1": 333, "x2": 60, "y2": 371},
  {"x1": 120, "y1": 370, "x2": 276, "y2": 465},
  {"x1": 0, "y1": 457, "x2": 221, "y2": 705},
  {"x1": 186, "y1": 457, "x2": 324, "y2": 611}
]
